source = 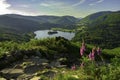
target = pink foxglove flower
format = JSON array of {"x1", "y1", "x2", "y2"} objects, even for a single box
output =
[
  {"x1": 89, "y1": 52, "x2": 94, "y2": 60},
  {"x1": 89, "y1": 48, "x2": 96, "y2": 60},
  {"x1": 89, "y1": 52, "x2": 92, "y2": 60},
  {"x1": 71, "y1": 64, "x2": 76, "y2": 70},
  {"x1": 91, "y1": 52, "x2": 95, "y2": 60},
  {"x1": 80, "y1": 41, "x2": 86, "y2": 56},
  {"x1": 97, "y1": 47, "x2": 101, "y2": 55},
  {"x1": 80, "y1": 48, "x2": 84, "y2": 56},
  {"x1": 82, "y1": 42, "x2": 86, "y2": 51}
]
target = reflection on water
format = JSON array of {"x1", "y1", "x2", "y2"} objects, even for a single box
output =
[{"x1": 34, "y1": 30, "x2": 75, "y2": 40}]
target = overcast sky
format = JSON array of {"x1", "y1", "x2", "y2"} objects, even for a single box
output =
[{"x1": 0, "y1": 0, "x2": 120, "y2": 17}]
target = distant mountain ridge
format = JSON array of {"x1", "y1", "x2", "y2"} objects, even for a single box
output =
[
  {"x1": 79, "y1": 11, "x2": 120, "y2": 25},
  {"x1": 0, "y1": 14, "x2": 79, "y2": 32},
  {"x1": 5, "y1": 14, "x2": 79, "y2": 25},
  {"x1": 0, "y1": 14, "x2": 79, "y2": 41}
]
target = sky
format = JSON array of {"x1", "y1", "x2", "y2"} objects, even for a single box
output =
[{"x1": 0, "y1": 0, "x2": 120, "y2": 17}]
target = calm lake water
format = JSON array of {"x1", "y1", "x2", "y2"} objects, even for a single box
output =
[{"x1": 34, "y1": 30, "x2": 75, "y2": 40}]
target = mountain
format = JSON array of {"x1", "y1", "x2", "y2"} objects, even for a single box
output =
[
  {"x1": 0, "y1": 14, "x2": 79, "y2": 41},
  {"x1": 73, "y1": 11, "x2": 120, "y2": 48},
  {"x1": 0, "y1": 14, "x2": 79, "y2": 32},
  {"x1": 79, "y1": 11, "x2": 112, "y2": 25},
  {"x1": 0, "y1": 15, "x2": 41, "y2": 32},
  {"x1": 5, "y1": 14, "x2": 78, "y2": 25}
]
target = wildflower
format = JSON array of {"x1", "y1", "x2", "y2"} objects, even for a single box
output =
[
  {"x1": 97, "y1": 47, "x2": 101, "y2": 55},
  {"x1": 89, "y1": 48, "x2": 96, "y2": 60},
  {"x1": 89, "y1": 52, "x2": 94, "y2": 60},
  {"x1": 80, "y1": 41, "x2": 86, "y2": 56},
  {"x1": 80, "y1": 48, "x2": 84, "y2": 56},
  {"x1": 92, "y1": 47, "x2": 96, "y2": 54},
  {"x1": 89, "y1": 52, "x2": 92, "y2": 60},
  {"x1": 71, "y1": 64, "x2": 76, "y2": 70},
  {"x1": 82, "y1": 41, "x2": 86, "y2": 50}
]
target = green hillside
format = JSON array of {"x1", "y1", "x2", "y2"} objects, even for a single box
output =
[
  {"x1": 73, "y1": 11, "x2": 120, "y2": 48},
  {"x1": 0, "y1": 37, "x2": 119, "y2": 79},
  {"x1": 5, "y1": 14, "x2": 78, "y2": 25},
  {"x1": 79, "y1": 11, "x2": 120, "y2": 25}
]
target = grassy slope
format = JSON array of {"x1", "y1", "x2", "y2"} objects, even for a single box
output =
[
  {"x1": 73, "y1": 11, "x2": 120, "y2": 49},
  {"x1": 0, "y1": 37, "x2": 120, "y2": 79}
]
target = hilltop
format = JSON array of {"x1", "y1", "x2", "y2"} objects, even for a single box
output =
[{"x1": 73, "y1": 11, "x2": 120, "y2": 48}]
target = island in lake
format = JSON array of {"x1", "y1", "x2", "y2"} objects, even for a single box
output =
[{"x1": 48, "y1": 31, "x2": 58, "y2": 35}]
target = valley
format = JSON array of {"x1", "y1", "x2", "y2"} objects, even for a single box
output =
[{"x1": 0, "y1": 11, "x2": 120, "y2": 80}]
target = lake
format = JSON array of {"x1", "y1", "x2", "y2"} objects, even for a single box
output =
[{"x1": 34, "y1": 30, "x2": 75, "y2": 40}]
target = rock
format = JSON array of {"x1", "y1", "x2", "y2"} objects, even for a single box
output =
[
  {"x1": 5, "y1": 55, "x2": 15, "y2": 63},
  {"x1": 41, "y1": 63, "x2": 49, "y2": 66},
  {"x1": 35, "y1": 51, "x2": 42, "y2": 57},
  {"x1": 23, "y1": 55, "x2": 29, "y2": 59},
  {"x1": 41, "y1": 63, "x2": 51, "y2": 69},
  {"x1": 50, "y1": 61, "x2": 60, "y2": 67},
  {"x1": 31, "y1": 57, "x2": 48, "y2": 65},
  {"x1": 58, "y1": 58, "x2": 68, "y2": 65},
  {"x1": 58, "y1": 58, "x2": 67, "y2": 62},
  {"x1": 14, "y1": 64, "x2": 23, "y2": 69},
  {"x1": 24, "y1": 65, "x2": 42, "y2": 74},
  {"x1": 42, "y1": 71, "x2": 56, "y2": 78},
  {"x1": 56, "y1": 65, "x2": 67, "y2": 68},
  {"x1": 11, "y1": 51, "x2": 23, "y2": 60},
  {"x1": 1, "y1": 68, "x2": 23, "y2": 74},
  {"x1": 17, "y1": 74, "x2": 34, "y2": 80},
  {"x1": 21, "y1": 62, "x2": 34, "y2": 68},
  {"x1": 0, "y1": 54, "x2": 7, "y2": 60},
  {"x1": 1, "y1": 68, "x2": 23, "y2": 79},
  {"x1": 2, "y1": 73, "x2": 22, "y2": 80},
  {"x1": 0, "y1": 60, "x2": 7, "y2": 69},
  {"x1": 30, "y1": 76, "x2": 41, "y2": 80}
]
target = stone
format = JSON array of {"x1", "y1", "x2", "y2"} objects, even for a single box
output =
[
  {"x1": 24, "y1": 65, "x2": 42, "y2": 74},
  {"x1": 50, "y1": 61, "x2": 60, "y2": 67},
  {"x1": 30, "y1": 76, "x2": 41, "y2": 80}
]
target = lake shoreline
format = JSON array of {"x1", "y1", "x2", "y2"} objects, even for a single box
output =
[{"x1": 34, "y1": 30, "x2": 75, "y2": 40}]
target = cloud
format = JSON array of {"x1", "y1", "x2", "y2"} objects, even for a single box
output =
[
  {"x1": 40, "y1": 3, "x2": 50, "y2": 7},
  {"x1": 11, "y1": 9, "x2": 44, "y2": 16},
  {"x1": 40, "y1": 1, "x2": 65, "y2": 8},
  {"x1": 0, "y1": 0, "x2": 28, "y2": 15},
  {"x1": 72, "y1": 0, "x2": 86, "y2": 7},
  {"x1": 40, "y1": 0, "x2": 86, "y2": 7},
  {"x1": 96, "y1": 0, "x2": 104, "y2": 3},
  {"x1": 0, "y1": 0, "x2": 12, "y2": 14},
  {"x1": 19, "y1": 5, "x2": 29, "y2": 8},
  {"x1": 40, "y1": 1, "x2": 72, "y2": 11},
  {"x1": 89, "y1": 3, "x2": 95, "y2": 6},
  {"x1": 0, "y1": 0, "x2": 40, "y2": 16},
  {"x1": 39, "y1": 1, "x2": 82, "y2": 17},
  {"x1": 89, "y1": 0, "x2": 104, "y2": 6}
]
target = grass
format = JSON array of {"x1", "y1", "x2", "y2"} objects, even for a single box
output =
[
  {"x1": 0, "y1": 37, "x2": 120, "y2": 79},
  {"x1": 103, "y1": 47, "x2": 120, "y2": 57}
]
